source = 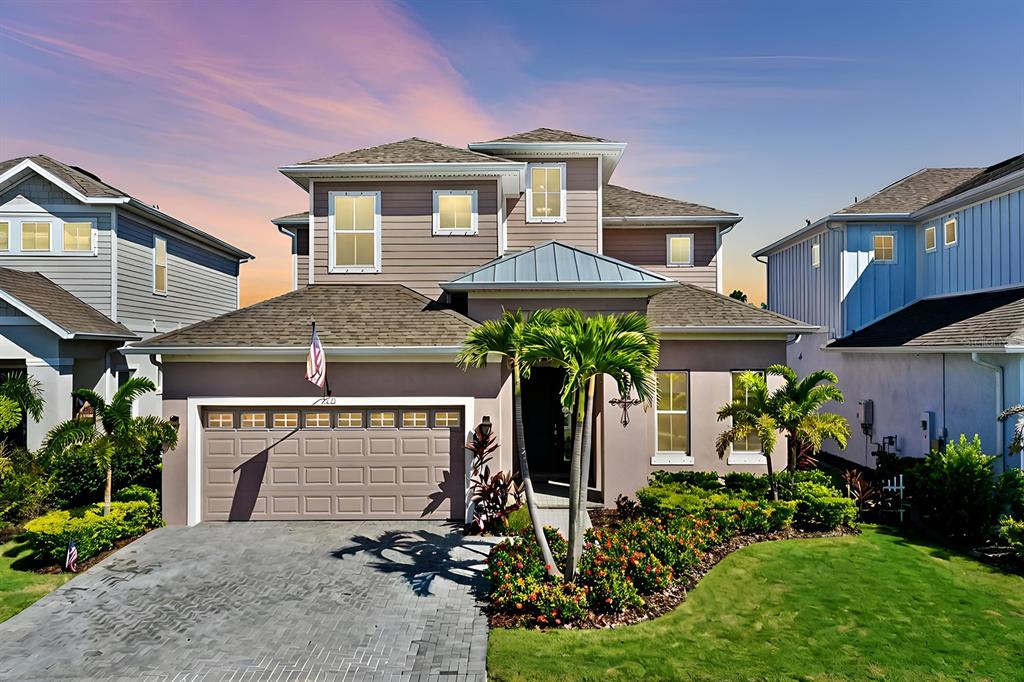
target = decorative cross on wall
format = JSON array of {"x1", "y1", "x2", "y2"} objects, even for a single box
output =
[{"x1": 608, "y1": 377, "x2": 642, "y2": 427}]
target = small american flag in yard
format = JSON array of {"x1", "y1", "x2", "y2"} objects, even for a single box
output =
[
  {"x1": 65, "y1": 540, "x2": 77, "y2": 573},
  {"x1": 305, "y1": 323, "x2": 327, "y2": 388}
]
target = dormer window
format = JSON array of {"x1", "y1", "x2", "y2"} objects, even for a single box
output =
[
  {"x1": 0, "y1": 222, "x2": 8, "y2": 251},
  {"x1": 63, "y1": 221, "x2": 94, "y2": 252},
  {"x1": 944, "y1": 218, "x2": 958, "y2": 247},
  {"x1": 432, "y1": 190, "x2": 478, "y2": 235},
  {"x1": 666, "y1": 234, "x2": 693, "y2": 267},
  {"x1": 872, "y1": 233, "x2": 896, "y2": 264},
  {"x1": 526, "y1": 163, "x2": 566, "y2": 223},
  {"x1": 21, "y1": 222, "x2": 51, "y2": 252},
  {"x1": 329, "y1": 191, "x2": 381, "y2": 273}
]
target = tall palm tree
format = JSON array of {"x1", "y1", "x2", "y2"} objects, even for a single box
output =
[
  {"x1": 457, "y1": 309, "x2": 561, "y2": 577},
  {"x1": 44, "y1": 377, "x2": 178, "y2": 515},
  {"x1": 766, "y1": 364, "x2": 846, "y2": 470},
  {"x1": 716, "y1": 371, "x2": 784, "y2": 500},
  {"x1": 526, "y1": 310, "x2": 659, "y2": 580},
  {"x1": 0, "y1": 372, "x2": 45, "y2": 435}
]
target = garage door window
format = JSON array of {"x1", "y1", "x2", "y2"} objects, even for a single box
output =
[
  {"x1": 403, "y1": 411, "x2": 428, "y2": 428},
  {"x1": 336, "y1": 411, "x2": 363, "y2": 427},
  {"x1": 370, "y1": 411, "x2": 396, "y2": 428},
  {"x1": 434, "y1": 410, "x2": 461, "y2": 427},
  {"x1": 207, "y1": 411, "x2": 234, "y2": 428},
  {"x1": 272, "y1": 412, "x2": 298, "y2": 429},
  {"x1": 305, "y1": 412, "x2": 331, "y2": 428},
  {"x1": 240, "y1": 412, "x2": 266, "y2": 428}
]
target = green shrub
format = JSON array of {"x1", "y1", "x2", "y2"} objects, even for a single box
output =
[
  {"x1": 790, "y1": 481, "x2": 857, "y2": 529},
  {"x1": 113, "y1": 484, "x2": 159, "y2": 506},
  {"x1": 650, "y1": 470, "x2": 722, "y2": 491},
  {"x1": 111, "y1": 438, "x2": 165, "y2": 491},
  {"x1": 911, "y1": 434, "x2": 998, "y2": 540},
  {"x1": 497, "y1": 506, "x2": 532, "y2": 536},
  {"x1": 723, "y1": 472, "x2": 768, "y2": 499},
  {"x1": 534, "y1": 581, "x2": 588, "y2": 625},
  {"x1": 0, "y1": 447, "x2": 51, "y2": 523},
  {"x1": 40, "y1": 446, "x2": 104, "y2": 509},
  {"x1": 999, "y1": 517, "x2": 1024, "y2": 552},
  {"x1": 997, "y1": 469, "x2": 1024, "y2": 520},
  {"x1": 23, "y1": 499, "x2": 162, "y2": 565}
]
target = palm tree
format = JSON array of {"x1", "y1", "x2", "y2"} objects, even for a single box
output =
[
  {"x1": 0, "y1": 372, "x2": 45, "y2": 435},
  {"x1": 794, "y1": 412, "x2": 851, "y2": 467},
  {"x1": 457, "y1": 309, "x2": 561, "y2": 577},
  {"x1": 43, "y1": 377, "x2": 178, "y2": 515},
  {"x1": 525, "y1": 310, "x2": 659, "y2": 580},
  {"x1": 998, "y1": 404, "x2": 1024, "y2": 456},
  {"x1": 766, "y1": 365, "x2": 846, "y2": 470},
  {"x1": 716, "y1": 371, "x2": 784, "y2": 500}
]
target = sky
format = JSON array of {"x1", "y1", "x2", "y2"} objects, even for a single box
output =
[{"x1": 1, "y1": 0, "x2": 1022, "y2": 306}]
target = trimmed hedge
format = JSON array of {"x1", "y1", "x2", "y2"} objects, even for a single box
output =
[
  {"x1": 23, "y1": 499, "x2": 162, "y2": 565},
  {"x1": 1000, "y1": 517, "x2": 1024, "y2": 552},
  {"x1": 112, "y1": 484, "x2": 159, "y2": 506}
]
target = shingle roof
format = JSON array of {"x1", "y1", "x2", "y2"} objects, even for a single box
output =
[
  {"x1": 835, "y1": 167, "x2": 984, "y2": 215},
  {"x1": 132, "y1": 284, "x2": 476, "y2": 348},
  {"x1": 0, "y1": 267, "x2": 135, "y2": 339},
  {"x1": 932, "y1": 153, "x2": 1024, "y2": 204},
  {"x1": 829, "y1": 287, "x2": 1024, "y2": 349},
  {"x1": 299, "y1": 138, "x2": 515, "y2": 165},
  {"x1": 647, "y1": 283, "x2": 812, "y2": 330},
  {"x1": 0, "y1": 154, "x2": 127, "y2": 198},
  {"x1": 443, "y1": 241, "x2": 674, "y2": 291},
  {"x1": 603, "y1": 184, "x2": 737, "y2": 218},
  {"x1": 271, "y1": 211, "x2": 309, "y2": 225},
  {"x1": 478, "y1": 128, "x2": 615, "y2": 144}
]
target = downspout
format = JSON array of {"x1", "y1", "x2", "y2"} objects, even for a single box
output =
[{"x1": 971, "y1": 353, "x2": 1004, "y2": 468}]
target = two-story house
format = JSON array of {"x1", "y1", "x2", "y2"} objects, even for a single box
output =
[
  {"x1": 129, "y1": 129, "x2": 812, "y2": 526},
  {"x1": 0, "y1": 155, "x2": 252, "y2": 448},
  {"x1": 755, "y1": 153, "x2": 1024, "y2": 471}
]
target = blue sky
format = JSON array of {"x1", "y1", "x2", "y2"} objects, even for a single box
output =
[{"x1": 1, "y1": 0, "x2": 1022, "y2": 303}]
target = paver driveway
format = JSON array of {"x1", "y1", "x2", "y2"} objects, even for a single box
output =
[{"x1": 0, "y1": 521, "x2": 494, "y2": 681}]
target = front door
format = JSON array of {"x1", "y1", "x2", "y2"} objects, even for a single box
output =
[{"x1": 519, "y1": 367, "x2": 597, "y2": 490}]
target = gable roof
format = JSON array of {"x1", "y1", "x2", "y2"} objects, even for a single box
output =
[
  {"x1": 603, "y1": 184, "x2": 738, "y2": 219},
  {"x1": 128, "y1": 284, "x2": 476, "y2": 351},
  {"x1": 647, "y1": 283, "x2": 814, "y2": 332},
  {"x1": 828, "y1": 287, "x2": 1024, "y2": 350},
  {"x1": 476, "y1": 128, "x2": 616, "y2": 144},
  {"x1": 298, "y1": 138, "x2": 516, "y2": 166},
  {"x1": 0, "y1": 267, "x2": 136, "y2": 340},
  {"x1": 835, "y1": 167, "x2": 984, "y2": 215},
  {"x1": 0, "y1": 155, "x2": 128, "y2": 199},
  {"x1": 442, "y1": 241, "x2": 675, "y2": 292}
]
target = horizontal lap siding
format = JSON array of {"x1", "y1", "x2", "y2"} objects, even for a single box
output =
[
  {"x1": 312, "y1": 180, "x2": 499, "y2": 297},
  {"x1": 602, "y1": 226, "x2": 718, "y2": 290},
  {"x1": 506, "y1": 158, "x2": 599, "y2": 252},
  {"x1": 766, "y1": 227, "x2": 842, "y2": 335},
  {"x1": 117, "y1": 214, "x2": 239, "y2": 334}
]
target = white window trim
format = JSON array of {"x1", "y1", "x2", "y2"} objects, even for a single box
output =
[
  {"x1": 924, "y1": 225, "x2": 937, "y2": 253},
  {"x1": 943, "y1": 217, "x2": 958, "y2": 247},
  {"x1": 328, "y1": 190, "x2": 382, "y2": 273},
  {"x1": 525, "y1": 162, "x2": 567, "y2": 223},
  {"x1": 871, "y1": 231, "x2": 897, "y2": 264},
  {"x1": 811, "y1": 238, "x2": 821, "y2": 268},
  {"x1": 19, "y1": 219, "x2": 52, "y2": 253},
  {"x1": 0, "y1": 215, "x2": 98, "y2": 256},
  {"x1": 61, "y1": 218, "x2": 98, "y2": 254},
  {"x1": 153, "y1": 234, "x2": 168, "y2": 296},
  {"x1": 728, "y1": 370, "x2": 768, "y2": 465},
  {"x1": 652, "y1": 371, "x2": 693, "y2": 465},
  {"x1": 432, "y1": 189, "x2": 478, "y2": 236},
  {"x1": 666, "y1": 233, "x2": 694, "y2": 268}
]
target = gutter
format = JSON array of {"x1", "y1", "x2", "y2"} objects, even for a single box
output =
[
  {"x1": 971, "y1": 353, "x2": 1005, "y2": 467},
  {"x1": 440, "y1": 281, "x2": 676, "y2": 293},
  {"x1": 125, "y1": 199, "x2": 254, "y2": 262},
  {"x1": 653, "y1": 324, "x2": 819, "y2": 335},
  {"x1": 753, "y1": 213, "x2": 909, "y2": 258},
  {"x1": 120, "y1": 344, "x2": 467, "y2": 357},
  {"x1": 603, "y1": 215, "x2": 742, "y2": 226},
  {"x1": 824, "y1": 344, "x2": 1017, "y2": 354}
]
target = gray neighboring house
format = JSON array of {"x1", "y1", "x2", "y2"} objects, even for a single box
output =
[
  {"x1": 131, "y1": 128, "x2": 813, "y2": 527},
  {"x1": 0, "y1": 155, "x2": 252, "y2": 448}
]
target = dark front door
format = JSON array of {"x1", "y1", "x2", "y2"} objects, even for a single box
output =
[{"x1": 520, "y1": 367, "x2": 574, "y2": 484}]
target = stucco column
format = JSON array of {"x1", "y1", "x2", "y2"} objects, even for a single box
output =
[{"x1": 26, "y1": 357, "x2": 73, "y2": 451}]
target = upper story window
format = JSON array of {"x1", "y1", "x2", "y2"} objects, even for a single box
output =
[
  {"x1": 432, "y1": 190, "x2": 478, "y2": 235},
  {"x1": 329, "y1": 191, "x2": 381, "y2": 273},
  {"x1": 21, "y1": 222, "x2": 51, "y2": 251},
  {"x1": 526, "y1": 163, "x2": 566, "y2": 223},
  {"x1": 666, "y1": 234, "x2": 693, "y2": 267},
  {"x1": 871, "y1": 233, "x2": 896, "y2": 264},
  {"x1": 944, "y1": 218, "x2": 958, "y2": 247},
  {"x1": 924, "y1": 225, "x2": 937, "y2": 253},
  {"x1": 811, "y1": 239, "x2": 821, "y2": 268},
  {"x1": 153, "y1": 235, "x2": 168, "y2": 295},
  {"x1": 63, "y1": 221, "x2": 93, "y2": 252},
  {"x1": 0, "y1": 222, "x2": 8, "y2": 251}
]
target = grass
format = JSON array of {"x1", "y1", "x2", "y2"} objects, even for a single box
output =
[
  {"x1": 488, "y1": 526, "x2": 1024, "y2": 681},
  {"x1": 0, "y1": 539, "x2": 72, "y2": 623}
]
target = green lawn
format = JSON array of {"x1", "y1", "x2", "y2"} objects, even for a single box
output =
[
  {"x1": 489, "y1": 526, "x2": 1024, "y2": 681},
  {"x1": 0, "y1": 539, "x2": 72, "y2": 623}
]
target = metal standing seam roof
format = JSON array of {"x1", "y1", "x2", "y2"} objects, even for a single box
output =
[{"x1": 442, "y1": 241, "x2": 675, "y2": 290}]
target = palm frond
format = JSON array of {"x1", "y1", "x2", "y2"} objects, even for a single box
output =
[
  {"x1": 43, "y1": 418, "x2": 98, "y2": 456},
  {"x1": 0, "y1": 372, "x2": 45, "y2": 422}
]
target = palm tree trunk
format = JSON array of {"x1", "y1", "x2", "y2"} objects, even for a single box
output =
[
  {"x1": 787, "y1": 429, "x2": 798, "y2": 470},
  {"x1": 512, "y1": 363, "x2": 561, "y2": 578},
  {"x1": 573, "y1": 377, "x2": 596, "y2": 565},
  {"x1": 104, "y1": 465, "x2": 112, "y2": 516},
  {"x1": 764, "y1": 449, "x2": 779, "y2": 501},
  {"x1": 566, "y1": 388, "x2": 587, "y2": 581}
]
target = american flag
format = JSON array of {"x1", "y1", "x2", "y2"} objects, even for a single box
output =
[
  {"x1": 305, "y1": 324, "x2": 327, "y2": 389},
  {"x1": 65, "y1": 540, "x2": 78, "y2": 572}
]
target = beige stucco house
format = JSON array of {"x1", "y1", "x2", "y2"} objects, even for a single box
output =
[{"x1": 126, "y1": 128, "x2": 813, "y2": 526}]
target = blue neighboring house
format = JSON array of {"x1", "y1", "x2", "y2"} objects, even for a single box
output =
[{"x1": 755, "y1": 153, "x2": 1024, "y2": 471}]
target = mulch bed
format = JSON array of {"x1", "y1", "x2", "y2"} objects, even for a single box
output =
[
  {"x1": 487, "y1": 513, "x2": 859, "y2": 630},
  {"x1": 30, "y1": 534, "x2": 147, "y2": 576}
]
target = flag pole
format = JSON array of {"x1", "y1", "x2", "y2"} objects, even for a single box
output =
[{"x1": 311, "y1": 320, "x2": 331, "y2": 399}]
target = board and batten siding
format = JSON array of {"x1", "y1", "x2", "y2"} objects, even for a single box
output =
[
  {"x1": 602, "y1": 226, "x2": 718, "y2": 290},
  {"x1": 841, "y1": 223, "x2": 917, "y2": 335},
  {"x1": 919, "y1": 188, "x2": 1024, "y2": 299},
  {"x1": 505, "y1": 157, "x2": 599, "y2": 253},
  {"x1": 766, "y1": 227, "x2": 842, "y2": 337},
  {"x1": 311, "y1": 180, "x2": 499, "y2": 297},
  {"x1": 116, "y1": 213, "x2": 239, "y2": 334}
]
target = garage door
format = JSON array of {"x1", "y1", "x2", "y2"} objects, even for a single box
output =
[{"x1": 201, "y1": 406, "x2": 465, "y2": 521}]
